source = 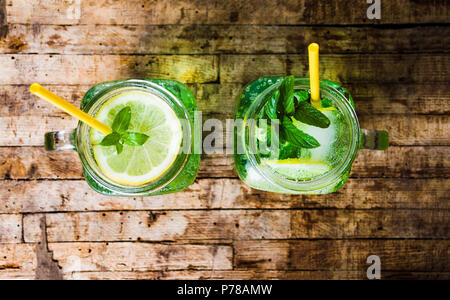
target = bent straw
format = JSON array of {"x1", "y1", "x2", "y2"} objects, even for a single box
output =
[
  {"x1": 30, "y1": 83, "x2": 112, "y2": 135},
  {"x1": 308, "y1": 43, "x2": 321, "y2": 108}
]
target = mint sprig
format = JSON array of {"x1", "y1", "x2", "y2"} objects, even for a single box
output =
[
  {"x1": 100, "y1": 107, "x2": 149, "y2": 154},
  {"x1": 262, "y1": 76, "x2": 332, "y2": 155}
]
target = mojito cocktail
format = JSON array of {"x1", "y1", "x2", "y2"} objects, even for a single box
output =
[{"x1": 234, "y1": 76, "x2": 387, "y2": 194}]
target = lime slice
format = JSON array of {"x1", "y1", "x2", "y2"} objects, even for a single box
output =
[
  {"x1": 91, "y1": 91, "x2": 182, "y2": 186},
  {"x1": 263, "y1": 158, "x2": 331, "y2": 180}
]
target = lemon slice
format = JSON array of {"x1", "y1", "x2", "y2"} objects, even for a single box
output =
[
  {"x1": 91, "y1": 91, "x2": 182, "y2": 186},
  {"x1": 318, "y1": 107, "x2": 336, "y2": 111},
  {"x1": 263, "y1": 158, "x2": 331, "y2": 180}
]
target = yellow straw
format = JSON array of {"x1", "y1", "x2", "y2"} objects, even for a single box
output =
[
  {"x1": 30, "y1": 83, "x2": 112, "y2": 135},
  {"x1": 308, "y1": 43, "x2": 321, "y2": 108}
]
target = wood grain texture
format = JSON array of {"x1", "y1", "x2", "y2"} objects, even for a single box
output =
[
  {"x1": 2, "y1": 83, "x2": 449, "y2": 117},
  {"x1": 0, "y1": 0, "x2": 6, "y2": 38},
  {"x1": 1, "y1": 115, "x2": 448, "y2": 146},
  {"x1": 220, "y1": 54, "x2": 450, "y2": 84},
  {"x1": 2, "y1": 24, "x2": 449, "y2": 54},
  {"x1": 1, "y1": 146, "x2": 449, "y2": 179},
  {"x1": 0, "y1": 244, "x2": 36, "y2": 279},
  {"x1": 0, "y1": 54, "x2": 218, "y2": 84},
  {"x1": 1, "y1": 178, "x2": 448, "y2": 214},
  {"x1": 48, "y1": 242, "x2": 233, "y2": 271},
  {"x1": 180, "y1": 146, "x2": 450, "y2": 177},
  {"x1": 6, "y1": 0, "x2": 449, "y2": 25},
  {"x1": 1, "y1": 81, "x2": 448, "y2": 146},
  {"x1": 0, "y1": 214, "x2": 21, "y2": 243},
  {"x1": 4, "y1": 268, "x2": 448, "y2": 280},
  {"x1": 0, "y1": 242, "x2": 232, "y2": 277},
  {"x1": 196, "y1": 83, "x2": 450, "y2": 115},
  {"x1": 63, "y1": 270, "x2": 450, "y2": 280},
  {"x1": 0, "y1": 0, "x2": 449, "y2": 280},
  {"x1": 0, "y1": 53, "x2": 447, "y2": 85},
  {"x1": 234, "y1": 240, "x2": 449, "y2": 271},
  {"x1": 2, "y1": 242, "x2": 447, "y2": 280},
  {"x1": 23, "y1": 209, "x2": 449, "y2": 242}
]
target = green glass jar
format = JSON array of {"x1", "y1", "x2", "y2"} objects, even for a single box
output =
[
  {"x1": 234, "y1": 77, "x2": 389, "y2": 194},
  {"x1": 45, "y1": 79, "x2": 200, "y2": 196}
]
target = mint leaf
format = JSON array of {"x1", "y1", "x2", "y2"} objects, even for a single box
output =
[
  {"x1": 121, "y1": 132, "x2": 150, "y2": 146},
  {"x1": 281, "y1": 116, "x2": 320, "y2": 149},
  {"x1": 280, "y1": 76, "x2": 295, "y2": 115},
  {"x1": 112, "y1": 107, "x2": 131, "y2": 133},
  {"x1": 100, "y1": 132, "x2": 121, "y2": 146},
  {"x1": 294, "y1": 90, "x2": 309, "y2": 105},
  {"x1": 115, "y1": 143, "x2": 123, "y2": 154},
  {"x1": 294, "y1": 101, "x2": 331, "y2": 129},
  {"x1": 264, "y1": 89, "x2": 280, "y2": 120}
]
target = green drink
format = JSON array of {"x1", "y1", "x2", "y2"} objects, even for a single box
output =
[
  {"x1": 45, "y1": 79, "x2": 200, "y2": 196},
  {"x1": 234, "y1": 77, "x2": 388, "y2": 194}
]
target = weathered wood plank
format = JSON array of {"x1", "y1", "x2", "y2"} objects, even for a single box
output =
[
  {"x1": 1, "y1": 178, "x2": 449, "y2": 214},
  {"x1": 0, "y1": 242, "x2": 233, "y2": 278},
  {"x1": 195, "y1": 83, "x2": 450, "y2": 115},
  {"x1": 198, "y1": 146, "x2": 450, "y2": 178},
  {"x1": 0, "y1": 54, "x2": 218, "y2": 84},
  {"x1": 6, "y1": 0, "x2": 449, "y2": 25},
  {"x1": 1, "y1": 114, "x2": 447, "y2": 146},
  {"x1": 2, "y1": 24, "x2": 449, "y2": 54},
  {"x1": 0, "y1": 0, "x2": 6, "y2": 38},
  {"x1": 220, "y1": 54, "x2": 450, "y2": 84},
  {"x1": 3, "y1": 83, "x2": 448, "y2": 117},
  {"x1": 0, "y1": 146, "x2": 448, "y2": 180},
  {"x1": 23, "y1": 210, "x2": 290, "y2": 242},
  {"x1": 0, "y1": 146, "x2": 83, "y2": 179},
  {"x1": 358, "y1": 115, "x2": 448, "y2": 146},
  {"x1": 2, "y1": 243, "x2": 447, "y2": 280},
  {"x1": 0, "y1": 214, "x2": 21, "y2": 243},
  {"x1": 0, "y1": 243, "x2": 36, "y2": 279},
  {"x1": 1, "y1": 243, "x2": 448, "y2": 280},
  {"x1": 234, "y1": 240, "x2": 450, "y2": 271},
  {"x1": 23, "y1": 209, "x2": 450, "y2": 242},
  {"x1": 352, "y1": 146, "x2": 450, "y2": 177},
  {"x1": 291, "y1": 210, "x2": 450, "y2": 239},
  {"x1": 4, "y1": 266, "x2": 448, "y2": 280},
  {"x1": 347, "y1": 83, "x2": 449, "y2": 115},
  {"x1": 0, "y1": 116, "x2": 77, "y2": 146},
  {"x1": 0, "y1": 54, "x2": 447, "y2": 85},
  {"x1": 48, "y1": 242, "x2": 232, "y2": 271},
  {"x1": 64, "y1": 270, "x2": 450, "y2": 280}
]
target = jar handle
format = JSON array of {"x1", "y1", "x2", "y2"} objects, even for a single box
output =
[
  {"x1": 360, "y1": 129, "x2": 389, "y2": 150},
  {"x1": 44, "y1": 130, "x2": 77, "y2": 151}
]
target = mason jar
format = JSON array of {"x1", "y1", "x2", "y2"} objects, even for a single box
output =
[
  {"x1": 234, "y1": 77, "x2": 389, "y2": 194},
  {"x1": 45, "y1": 79, "x2": 200, "y2": 196}
]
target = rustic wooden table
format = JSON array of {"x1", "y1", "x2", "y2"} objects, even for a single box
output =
[{"x1": 0, "y1": 0, "x2": 448, "y2": 280}]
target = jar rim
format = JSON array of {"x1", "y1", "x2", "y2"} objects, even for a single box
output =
[
  {"x1": 76, "y1": 79, "x2": 192, "y2": 196},
  {"x1": 243, "y1": 78, "x2": 360, "y2": 192}
]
